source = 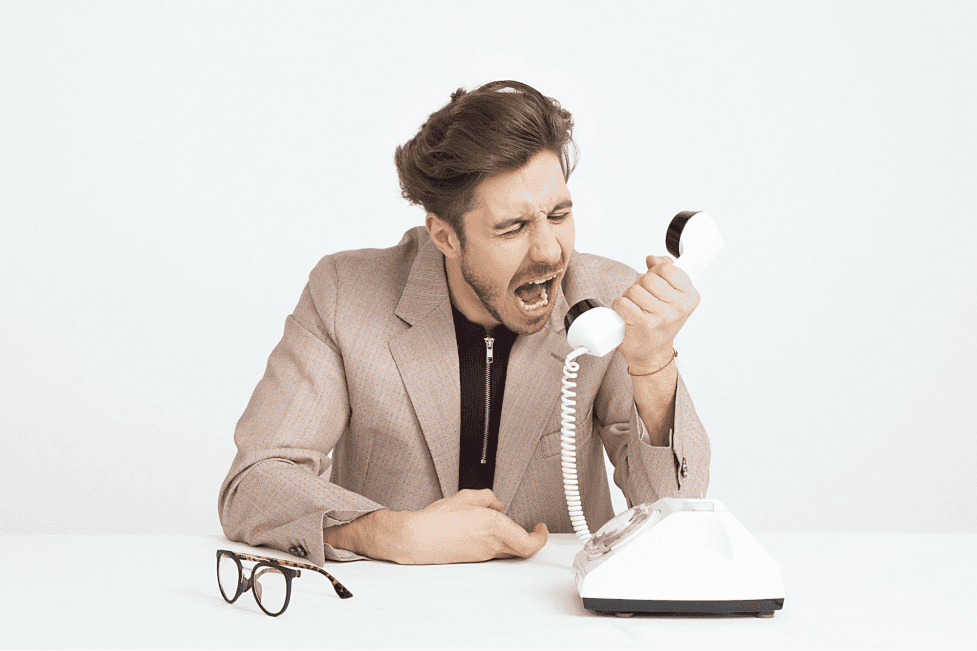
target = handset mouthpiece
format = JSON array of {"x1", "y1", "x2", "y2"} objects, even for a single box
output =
[
  {"x1": 666, "y1": 211, "x2": 724, "y2": 281},
  {"x1": 564, "y1": 299, "x2": 626, "y2": 358}
]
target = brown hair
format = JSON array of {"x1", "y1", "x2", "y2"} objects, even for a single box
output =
[{"x1": 394, "y1": 80, "x2": 577, "y2": 245}]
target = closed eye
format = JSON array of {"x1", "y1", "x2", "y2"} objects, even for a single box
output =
[{"x1": 501, "y1": 213, "x2": 571, "y2": 237}]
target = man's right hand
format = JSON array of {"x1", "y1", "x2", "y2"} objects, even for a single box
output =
[{"x1": 328, "y1": 489, "x2": 549, "y2": 565}]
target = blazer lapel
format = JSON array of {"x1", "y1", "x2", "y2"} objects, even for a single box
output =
[
  {"x1": 388, "y1": 237, "x2": 460, "y2": 500},
  {"x1": 388, "y1": 241, "x2": 587, "y2": 508},
  {"x1": 493, "y1": 273, "x2": 576, "y2": 514}
]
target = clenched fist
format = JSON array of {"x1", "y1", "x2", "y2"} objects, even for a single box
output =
[{"x1": 611, "y1": 255, "x2": 700, "y2": 373}]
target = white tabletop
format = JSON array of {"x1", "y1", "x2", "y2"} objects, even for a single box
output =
[{"x1": 1, "y1": 533, "x2": 974, "y2": 649}]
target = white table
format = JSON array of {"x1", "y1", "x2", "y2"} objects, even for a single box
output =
[{"x1": 2, "y1": 533, "x2": 974, "y2": 649}]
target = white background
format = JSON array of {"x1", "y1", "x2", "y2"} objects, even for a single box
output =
[{"x1": 2, "y1": 1, "x2": 974, "y2": 536}]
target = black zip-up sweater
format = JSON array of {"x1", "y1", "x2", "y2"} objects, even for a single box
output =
[{"x1": 450, "y1": 302, "x2": 519, "y2": 491}]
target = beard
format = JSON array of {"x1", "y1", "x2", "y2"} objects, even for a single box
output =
[{"x1": 459, "y1": 249, "x2": 554, "y2": 336}]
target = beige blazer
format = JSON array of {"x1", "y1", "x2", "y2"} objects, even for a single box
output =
[{"x1": 218, "y1": 227, "x2": 710, "y2": 565}]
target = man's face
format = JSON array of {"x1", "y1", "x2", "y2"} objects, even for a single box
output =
[{"x1": 456, "y1": 150, "x2": 575, "y2": 336}]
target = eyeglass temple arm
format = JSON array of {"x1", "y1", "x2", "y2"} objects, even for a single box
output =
[{"x1": 232, "y1": 551, "x2": 353, "y2": 599}]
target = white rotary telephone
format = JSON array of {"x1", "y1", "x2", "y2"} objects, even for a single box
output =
[{"x1": 560, "y1": 211, "x2": 786, "y2": 618}]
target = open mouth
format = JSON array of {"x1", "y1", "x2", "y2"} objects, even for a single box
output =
[{"x1": 514, "y1": 273, "x2": 558, "y2": 312}]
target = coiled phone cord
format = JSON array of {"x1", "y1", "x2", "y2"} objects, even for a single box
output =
[{"x1": 561, "y1": 346, "x2": 593, "y2": 544}]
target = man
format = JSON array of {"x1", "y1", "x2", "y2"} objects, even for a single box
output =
[{"x1": 218, "y1": 80, "x2": 710, "y2": 567}]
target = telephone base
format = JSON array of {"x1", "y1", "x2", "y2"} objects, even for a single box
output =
[{"x1": 584, "y1": 597, "x2": 784, "y2": 618}]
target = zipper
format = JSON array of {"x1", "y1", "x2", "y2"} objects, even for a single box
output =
[{"x1": 481, "y1": 336, "x2": 494, "y2": 464}]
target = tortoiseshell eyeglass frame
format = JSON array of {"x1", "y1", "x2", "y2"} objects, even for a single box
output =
[{"x1": 216, "y1": 549, "x2": 353, "y2": 617}]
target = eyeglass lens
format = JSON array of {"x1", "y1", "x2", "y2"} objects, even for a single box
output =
[
  {"x1": 252, "y1": 565, "x2": 288, "y2": 614},
  {"x1": 218, "y1": 553, "x2": 289, "y2": 615},
  {"x1": 217, "y1": 553, "x2": 241, "y2": 601}
]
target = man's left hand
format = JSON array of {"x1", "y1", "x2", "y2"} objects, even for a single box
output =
[{"x1": 611, "y1": 255, "x2": 700, "y2": 373}]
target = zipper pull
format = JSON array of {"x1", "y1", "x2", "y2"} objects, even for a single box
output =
[{"x1": 484, "y1": 336, "x2": 494, "y2": 364}]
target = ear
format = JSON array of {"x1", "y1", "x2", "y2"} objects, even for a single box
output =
[{"x1": 426, "y1": 212, "x2": 463, "y2": 260}]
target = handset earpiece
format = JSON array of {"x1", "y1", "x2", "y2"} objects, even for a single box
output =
[
  {"x1": 666, "y1": 211, "x2": 724, "y2": 282},
  {"x1": 564, "y1": 211, "x2": 724, "y2": 357}
]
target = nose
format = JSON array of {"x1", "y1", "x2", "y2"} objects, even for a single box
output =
[{"x1": 528, "y1": 213, "x2": 562, "y2": 267}]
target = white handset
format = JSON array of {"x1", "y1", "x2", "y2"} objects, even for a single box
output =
[{"x1": 560, "y1": 211, "x2": 723, "y2": 542}]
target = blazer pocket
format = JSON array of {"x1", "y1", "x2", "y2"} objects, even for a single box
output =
[{"x1": 537, "y1": 407, "x2": 594, "y2": 459}]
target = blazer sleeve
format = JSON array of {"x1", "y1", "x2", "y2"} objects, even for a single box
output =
[
  {"x1": 218, "y1": 255, "x2": 385, "y2": 566},
  {"x1": 595, "y1": 349, "x2": 711, "y2": 508}
]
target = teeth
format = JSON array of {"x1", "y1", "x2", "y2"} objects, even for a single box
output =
[
  {"x1": 515, "y1": 273, "x2": 556, "y2": 313},
  {"x1": 517, "y1": 286, "x2": 549, "y2": 311}
]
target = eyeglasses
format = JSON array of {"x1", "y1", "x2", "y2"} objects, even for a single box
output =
[{"x1": 216, "y1": 549, "x2": 353, "y2": 617}]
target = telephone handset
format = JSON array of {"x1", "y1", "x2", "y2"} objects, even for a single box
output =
[
  {"x1": 559, "y1": 213, "x2": 785, "y2": 619},
  {"x1": 560, "y1": 210, "x2": 724, "y2": 544}
]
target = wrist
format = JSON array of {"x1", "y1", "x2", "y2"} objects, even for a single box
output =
[
  {"x1": 368, "y1": 508, "x2": 405, "y2": 562},
  {"x1": 323, "y1": 508, "x2": 401, "y2": 561},
  {"x1": 627, "y1": 346, "x2": 677, "y2": 376}
]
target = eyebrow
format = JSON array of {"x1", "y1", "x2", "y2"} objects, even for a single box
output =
[{"x1": 493, "y1": 199, "x2": 573, "y2": 231}]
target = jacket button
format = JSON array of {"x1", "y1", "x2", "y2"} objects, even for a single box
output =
[
  {"x1": 288, "y1": 545, "x2": 299, "y2": 555},
  {"x1": 296, "y1": 545, "x2": 307, "y2": 558},
  {"x1": 680, "y1": 458, "x2": 688, "y2": 478}
]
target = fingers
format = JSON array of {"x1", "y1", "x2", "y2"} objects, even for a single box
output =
[
  {"x1": 645, "y1": 255, "x2": 694, "y2": 296},
  {"x1": 496, "y1": 520, "x2": 549, "y2": 558},
  {"x1": 530, "y1": 521, "x2": 549, "y2": 547},
  {"x1": 614, "y1": 289, "x2": 679, "y2": 330},
  {"x1": 613, "y1": 296, "x2": 671, "y2": 350},
  {"x1": 626, "y1": 282, "x2": 672, "y2": 315},
  {"x1": 455, "y1": 488, "x2": 505, "y2": 511},
  {"x1": 522, "y1": 522, "x2": 550, "y2": 557},
  {"x1": 413, "y1": 492, "x2": 549, "y2": 563},
  {"x1": 639, "y1": 266, "x2": 681, "y2": 301},
  {"x1": 466, "y1": 493, "x2": 546, "y2": 557},
  {"x1": 612, "y1": 295, "x2": 645, "y2": 326},
  {"x1": 629, "y1": 269, "x2": 697, "y2": 316}
]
